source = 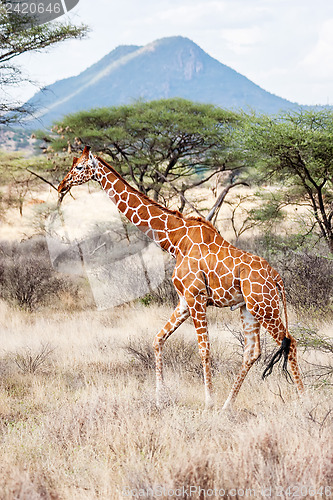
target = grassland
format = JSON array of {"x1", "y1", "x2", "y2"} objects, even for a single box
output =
[{"x1": 0, "y1": 300, "x2": 332, "y2": 499}]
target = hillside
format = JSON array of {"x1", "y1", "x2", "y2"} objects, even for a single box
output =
[{"x1": 26, "y1": 36, "x2": 297, "y2": 127}]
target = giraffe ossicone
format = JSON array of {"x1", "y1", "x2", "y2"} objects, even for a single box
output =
[{"x1": 58, "y1": 146, "x2": 304, "y2": 409}]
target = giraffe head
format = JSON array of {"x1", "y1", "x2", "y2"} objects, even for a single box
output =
[{"x1": 58, "y1": 145, "x2": 98, "y2": 196}]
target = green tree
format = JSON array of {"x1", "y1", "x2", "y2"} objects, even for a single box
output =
[
  {"x1": 0, "y1": 5, "x2": 88, "y2": 124},
  {"x1": 49, "y1": 98, "x2": 243, "y2": 208},
  {"x1": 244, "y1": 109, "x2": 333, "y2": 253}
]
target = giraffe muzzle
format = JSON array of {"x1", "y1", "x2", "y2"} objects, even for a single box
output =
[{"x1": 58, "y1": 178, "x2": 70, "y2": 195}]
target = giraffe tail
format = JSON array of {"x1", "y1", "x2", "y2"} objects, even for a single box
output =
[
  {"x1": 262, "y1": 337, "x2": 292, "y2": 381},
  {"x1": 273, "y1": 271, "x2": 289, "y2": 336},
  {"x1": 262, "y1": 270, "x2": 292, "y2": 382}
]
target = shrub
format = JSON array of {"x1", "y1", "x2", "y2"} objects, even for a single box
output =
[
  {"x1": 143, "y1": 277, "x2": 178, "y2": 307},
  {"x1": 0, "y1": 237, "x2": 77, "y2": 311},
  {"x1": 123, "y1": 336, "x2": 229, "y2": 381},
  {"x1": 141, "y1": 258, "x2": 178, "y2": 307},
  {"x1": 291, "y1": 325, "x2": 333, "y2": 385},
  {"x1": 282, "y1": 252, "x2": 333, "y2": 311},
  {"x1": 14, "y1": 342, "x2": 55, "y2": 374}
]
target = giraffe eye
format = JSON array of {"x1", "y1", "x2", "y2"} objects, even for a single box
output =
[{"x1": 76, "y1": 165, "x2": 84, "y2": 171}]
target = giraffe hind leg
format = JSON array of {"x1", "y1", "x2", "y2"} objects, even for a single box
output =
[
  {"x1": 241, "y1": 273, "x2": 304, "y2": 395},
  {"x1": 286, "y1": 336, "x2": 304, "y2": 393},
  {"x1": 222, "y1": 305, "x2": 261, "y2": 410}
]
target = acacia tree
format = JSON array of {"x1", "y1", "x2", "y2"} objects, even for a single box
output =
[
  {"x1": 244, "y1": 109, "x2": 333, "y2": 253},
  {"x1": 0, "y1": 5, "x2": 87, "y2": 124},
  {"x1": 48, "y1": 98, "x2": 244, "y2": 210}
]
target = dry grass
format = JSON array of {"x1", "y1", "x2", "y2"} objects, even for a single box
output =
[
  {"x1": 0, "y1": 176, "x2": 332, "y2": 498},
  {"x1": 0, "y1": 300, "x2": 332, "y2": 499}
]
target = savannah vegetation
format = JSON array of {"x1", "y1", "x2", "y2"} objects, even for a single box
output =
[
  {"x1": 38, "y1": 99, "x2": 244, "y2": 210},
  {"x1": 0, "y1": 99, "x2": 332, "y2": 498},
  {"x1": 0, "y1": 3, "x2": 88, "y2": 124}
]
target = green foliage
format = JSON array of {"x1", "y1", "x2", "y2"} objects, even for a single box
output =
[
  {"x1": 249, "y1": 192, "x2": 285, "y2": 224},
  {"x1": 140, "y1": 294, "x2": 153, "y2": 307},
  {"x1": 0, "y1": 150, "x2": 29, "y2": 183},
  {"x1": 49, "y1": 98, "x2": 243, "y2": 203},
  {"x1": 0, "y1": 150, "x2": 49, "y2": 183},
  {"x1": 292, "y1": 326, "x2": 333, "y2": 385},
  {"x1": 294, "y1": 326, "x2": 333, "y2": 354},
  {"x1": 243, "y1": 109, "x2": 333, "y2": 253},
  {"x1": 0, "y1": 5, "x2": 88, "y2": 124},
  {"x1": 0, "y1": 150, "x2": 57, "y2": 215}
]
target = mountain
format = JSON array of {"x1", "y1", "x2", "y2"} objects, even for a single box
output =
[{"x1": 26, "y1": 36, "x2": 298, "y2": 127}]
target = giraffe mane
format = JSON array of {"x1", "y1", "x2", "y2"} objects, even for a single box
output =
[
  {"x1": 96, "y1": 156, "x2": 219, "y2": 233},
  {"x1": 186, "y1": 216, "x2": 219, "y2": 232}
]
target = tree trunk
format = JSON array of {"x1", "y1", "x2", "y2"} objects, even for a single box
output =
[{"x1": 206, "y1": 181, "x2": 249, "y2": 224}]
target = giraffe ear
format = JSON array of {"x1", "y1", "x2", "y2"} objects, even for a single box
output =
[{"x1": 82, "y1": 145, "x2": 91, "y2": 155}]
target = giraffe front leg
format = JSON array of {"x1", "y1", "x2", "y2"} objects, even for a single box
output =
[
  {"x1": 153, "y1": 298, "x2": 189, "y2": 407},
  {"x1": 187, "y1": 294, "x2": 213, "y2": 409},
  {"x1": 222, "y1": 305, "x2": 261, "y2": 410}
]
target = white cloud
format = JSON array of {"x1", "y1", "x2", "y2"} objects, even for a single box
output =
[
  {"x1": 300, "y1": 19, "x2": 333, "y2": 79},
  {"x1": 220, "y1": 27, "x2": 263, "y2": 54}
]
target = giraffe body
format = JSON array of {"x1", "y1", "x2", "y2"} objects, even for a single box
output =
[{"x1": 58, "y1": 146, "x2": 304, "y2": 409}]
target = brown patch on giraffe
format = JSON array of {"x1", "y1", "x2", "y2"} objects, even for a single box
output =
[
  {"x1": 137, "y1": 205, "x2": 150, "y2": 220},
  {"x1": 148, "y1": 205, "x2": 163, "y2": 218},
  {"x1": 132, "y1": 213, "x2": 140, "y2": 224},
  {"x1": 117, "y1": 201, "x2": 127, "y2": 212},
  {"x1": 251, "y1": 282, "x2": 263, "y2": 294}
]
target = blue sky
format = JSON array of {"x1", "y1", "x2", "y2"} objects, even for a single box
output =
[{"x1": 14, "y1": 0, "x2": 333, "y2": 105}]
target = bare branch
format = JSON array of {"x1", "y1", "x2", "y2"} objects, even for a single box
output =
[
  {"x1": 206, "y1": 181, "x2": 249, "y2": 223},
  {"x1": 158, "y1": 172, "x2": 205, "y2": 218},
  {"x1": 26, "y1": 168, "x2": 58, "y2": 191}
]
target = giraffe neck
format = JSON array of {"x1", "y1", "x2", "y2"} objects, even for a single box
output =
[{"x1": 94, "y1": 157, "x2": 184, "y2": 257}]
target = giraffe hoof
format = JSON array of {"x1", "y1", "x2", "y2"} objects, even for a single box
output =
[
  {"x1": 156, "y1": 389, "x2": 170, "y2": 408},
  {"x1": 204, "y1": 399, "x2": 214, "y2": 411}
]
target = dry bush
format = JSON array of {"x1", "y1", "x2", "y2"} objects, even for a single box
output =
[
  {"x1": 143, "y1": 276, "x2": 179, "y2": 307},
  {"x1": 141, "y1": 257, "x2": 178, "y2": 307},
  {"x1": 292, "y1": 325, "x2": 333, "y2": 387},
  {"x1": 13, "y1": 342, "x2": 55, "y2": 374},
  {"x1": 296, "y1": 325, "x2": 333, "y2": 355},
  {"x1": 123, "y1": 335, "x2": 232, "y2": 382},
  {"x1": 0, "y1": 238, "x2": 79, "y2": 311},
  {"x1": 282, "y1": 252, "x2": 333, "y2": 312}
]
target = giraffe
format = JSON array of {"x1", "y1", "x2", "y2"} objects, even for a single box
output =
[{"x1": 58, "y1": 146, "x2": 304, "y2": 409}]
